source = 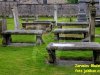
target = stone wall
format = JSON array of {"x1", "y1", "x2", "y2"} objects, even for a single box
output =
[
  {"x1": 0, "y1": 20, "x2": 2, "y2": 36},
  {"x1": 0, "y1": 1, "x2": 78, "y2": 17},
  {"x1": 0, "y1": 1, "x2": 100, "y2": 17}
]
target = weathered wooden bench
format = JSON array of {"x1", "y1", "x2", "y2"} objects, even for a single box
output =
[
  {"x1": 2, "y1": 30, "x2": 44, "y2": 45},
  {"x1": 54, "y1": 28, "x2": 89, "y2": 40},
  {"x1": 46, "y1": 42, "x2": 100, "y2": 64},
  {"x1": 22, "y1": 22, "x2": 53, "y2": 32},
  {"x1": 57, "y1": 22, "x2": 89, "y2": 28}
]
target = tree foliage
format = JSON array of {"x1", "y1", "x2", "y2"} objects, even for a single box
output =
[{"x1": 67, "y1": 0, "x2": 78, "y2": 4}]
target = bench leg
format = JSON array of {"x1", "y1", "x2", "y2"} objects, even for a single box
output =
[
  {"x1": 25, "y1": 18, "x2": 29, "y2": 22},
  {"x1": 2, "y1": 34, "x2": 12, "y2": 45},
  {"x1": 58, "y1": 26, "x2": 62, "y2": 28},
  {"x1": 36, "y1": 34, "x2": 44, "y2": 45},
  {"x1": 22, "y1": 25, "x2": 26, "y2": 29},
  {"x1": 93, "y1": 50, "x2": 100, "y2": 64},
  {"x1": 83, "y1": 32, "x2": 87, "y2": 38},
  {"x1": 47, "y1": 49, "x2": 56, "y2": 64},
  {"x1": 50, "y1": 24, "x2": 53, "y2": 31},
  {"x1": 54, "y1": 33, "x2": 59, "y2": 41},
  {"x1": 45, "y1": 25, "x2": 50, "y2": 32}
]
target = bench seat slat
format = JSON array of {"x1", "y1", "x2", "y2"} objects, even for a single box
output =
[
  {"x1": 22, "y1": 22, "x2": 52, "y2": 25},
  {"x1": 35, "y1": 20, "x2": 56, "y2": 23},
  {"x1": 57, "y1": 22, "x2": 89, "y2": 26},
  {"x1": 2, "y1": 30, "x2": 43, "y2": 35},
  {"x1": 47, "y1": 42, "x2": 100, "y2": 50},
  {"x1": 54, "y1": 28, "x2": 89, "y2": 34}
]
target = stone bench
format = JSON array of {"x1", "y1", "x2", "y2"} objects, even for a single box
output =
[
  {"x1": 35, "y1": 20, "x2": 56, "y2": 26},
  {"x1": 57, "y1": 22, "x2": 89, "y2": 28},
  {"x1": 87, "y1": 17, "x2": 100, "y2": 27},
  {"x1": 95, "y1": 17, "x2": 100, "y2": 20},
  {"x1": 22, "y1": 22, "x2": 53, "y2": 32},
  {"x1": 46, "y1": 42, "x2": 100, "y2": 64},
  {"x1": 95, "y1": 20, "x2": 100, "y2": 27},
  {"x1": 95, "y1": 17, "x2": 100, "y2": 24},
  {"x1": 1, "y1": 30, "x2": 44, "y2": 45},
  {"x1": 54, "y1": 28, "x2": 89, "y2": 40},
  {"x1": 21, "y1": 18, "x2": 36, "y2": 22}
]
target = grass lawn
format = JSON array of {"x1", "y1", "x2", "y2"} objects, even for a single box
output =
[{"x1": 0, "y1": 17, "x2": 100, "y2": 75}]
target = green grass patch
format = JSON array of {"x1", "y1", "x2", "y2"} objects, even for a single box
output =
[{"x1": 0, "y1": 17, "x2": 100, "y2": 75}]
